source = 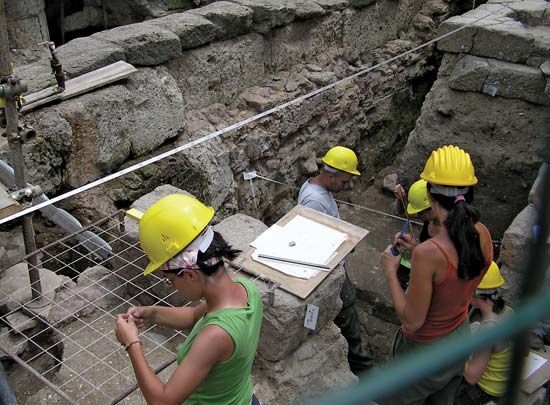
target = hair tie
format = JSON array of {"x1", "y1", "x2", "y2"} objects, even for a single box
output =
[{"x1": 454, "y1": 195, "x2": 465, "y2": 204}]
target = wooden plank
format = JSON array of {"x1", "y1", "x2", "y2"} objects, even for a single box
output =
[
  {"x1": 0, "y1": 183, "x2": 21, "y2": 220},
  {"x1": 21, "y1": 61, "x2": 137, "y2": 113},
  {"x1": 232, "y1": 205, "x2": 369, "y2": 299}
]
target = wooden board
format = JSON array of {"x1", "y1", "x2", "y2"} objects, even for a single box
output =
[
  {"x1": 21, "y1": 61, "x2": 137, "y2": 113},
  {"x1": 521, "y1": 349, "x2": 550, "y2": 395},
  {"x1": 0, "y1": 183, "x2": 20, "y2": 220},
  {"x1": 233, "y1": 205, "x2": 369, "y2": 299}
]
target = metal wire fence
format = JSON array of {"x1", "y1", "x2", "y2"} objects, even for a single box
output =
[{"x1": 0, "y1": 211, "x2": 257, "y2": 404}]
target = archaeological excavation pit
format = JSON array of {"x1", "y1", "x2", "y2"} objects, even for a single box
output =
[{"x1": 1, "y1": 0, "x2": 549, "y2": 403}]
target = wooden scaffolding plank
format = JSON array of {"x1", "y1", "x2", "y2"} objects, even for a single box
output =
[
  {"x1": 21, "y1": 61, "x2": 137, "y2": 113},
  {"x1": 0, "y1": 183, "x2": 20, "y2": 220}
]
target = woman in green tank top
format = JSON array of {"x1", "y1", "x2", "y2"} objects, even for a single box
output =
[{"x1": 114, "y1": 194, "x2": 263, "y2": 405}]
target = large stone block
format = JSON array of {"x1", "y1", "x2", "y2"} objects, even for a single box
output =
[
  {"x1": 449, "y1": 55, "x2": 550, "y2": 105},
  {"x1": 147, "y1": 12, "x2": 219, "y2": 49},
  {"x1": 291, "y1": 0, "x2": 326, "y2": 20},
  {"x1": 122, "y1": 67, "x2": 184, "y2": 156},
  {"x1": 230, "y1": 0, "x2": 296, "y2": 33},
  {"x1": 437, "y1": 15, "x2": 479, "y2": 54},
  {"x1": 6, "y1": 13, "x2": 49, "y2": 53},
  {"x1": 58, "y1": 36, "x2": 126, "y2": 78},
  {"x1": 253, "y1": 322, "x2": 357, "y2": 405},
  {"x1": 166, "y1": 33, "x2": 266, "y2": 110},
  {"x1": 254, "y1": 264, "x2": 345, "y2": 361},
  {"x1": 54, "y1": 85, "x2": 133, "y2": 187},
  {"x1": 92, "y1": 23, "x2": 182, "y2": 66},
  {"x1": 472, "y1": 19, "x2": 535, "y2": 64},
  {"x1": 510, "y1": 0, "x2": 550, "y2": 27},
  {"x1": 5, "y1": 0, "x2": 45, "y2": 19},
  {"x1": 189, "y1": 1, "x2": 254, "y2": 39},
  {"x1": 9, "y1": 108, "x2": 73, "y2": 195},
  {"x1": 267, "y1": 12, "x2": 343, "y2": 71},
  {"x1": 213, "y1": 214, "x2": 268, "y2": 251},
  {"x1": 500, "y1": 204, "x2": 537, "y2": 273}
]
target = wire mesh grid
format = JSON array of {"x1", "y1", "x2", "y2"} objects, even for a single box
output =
[{"x1": 0, "y1": 210, "x2": 248, "y2": 404}]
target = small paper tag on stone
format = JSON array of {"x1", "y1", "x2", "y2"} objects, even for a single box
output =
[
  {"x1": 482, "y1": 84, "x2": 498, "y2": 97},
  {"x1": 304, "y1": 304, "x2": 319, "y2": 331}
]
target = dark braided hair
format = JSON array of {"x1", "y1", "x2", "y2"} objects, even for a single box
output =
[
  {"x1": 428, "y1": 185, "x2": 485, "y2": 280},
  {"x1": 196, "y1": 231, "x2": 241, "y2": 276}
]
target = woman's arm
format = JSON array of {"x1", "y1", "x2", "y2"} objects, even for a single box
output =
[
  {"x1": 464, "y1": 349, "x2": 492, "y2": 384},
  {"x1": 381, "y1": 242, "x2": 436, "y2": 333},
  {"x1": 128, "y1": 302, "x2": 208, "y2": 330},
  {"x1": 126, "y1": 324, "x2": 233, "y2": 405}
]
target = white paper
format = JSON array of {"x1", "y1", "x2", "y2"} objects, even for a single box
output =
[
  {"x1": 522, "y1": 352, "x2": 548, "y2": 379},
  {"x1": 249, "y1": 215, "x2": 348, "y2": 279}
]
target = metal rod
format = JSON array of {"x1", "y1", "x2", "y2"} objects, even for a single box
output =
[
  {"x1": 0, "y1": 346, "x2": 76, "y2": 405},
  {"x1": 257, "y1": 254, "x2": 331, "y2": 269},
  {"x1": 0, "y1": 0, "x2": 42, "y2": 299}
]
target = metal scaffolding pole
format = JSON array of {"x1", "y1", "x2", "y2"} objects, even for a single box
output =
[{"x1": 0, "y1": 0, "x2": 42, "y2": 299}]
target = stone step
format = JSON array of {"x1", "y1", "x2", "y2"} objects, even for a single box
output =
[
  {"x1": 437, "y1": 1, "x2": 550, "y2": 67},
  {"x1": 448, "y1": 54, "x2": 550, "y2": 105}
]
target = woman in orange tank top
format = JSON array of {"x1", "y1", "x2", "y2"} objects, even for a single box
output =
[{"x1": 379, "y1": 145, "x2": 493, "y2": 405}]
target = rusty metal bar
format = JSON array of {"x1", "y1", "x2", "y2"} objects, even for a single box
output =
[
  {"x1": 0, "y1": 346, "x2": 75, "y2": 404},
  {"x1": 0, "y1": 0, "x2": 42, "y2": 299}
]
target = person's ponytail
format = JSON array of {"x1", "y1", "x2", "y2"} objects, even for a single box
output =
[
  {"x1": 428, "y1": 186, "x2": 485, "y2": 279},
  {"x1": 197, "y1": 232, "x2": 241, "y2": 276}
]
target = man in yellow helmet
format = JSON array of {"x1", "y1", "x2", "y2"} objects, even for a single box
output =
[{"x1": 298, "y1": 146, "x2": 373, "y2": 374}]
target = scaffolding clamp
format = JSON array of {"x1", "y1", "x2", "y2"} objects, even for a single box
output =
[{"x1": 10, "y1": 185, "x2": 43, "y2": 203}]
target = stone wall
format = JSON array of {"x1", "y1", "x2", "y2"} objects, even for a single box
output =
[
  {"x1": 2, "y1": 0, "x2": 449, "y2": 225},
  {"x1": 396, "y1": 0, "x2": 550, "y2": 237}
]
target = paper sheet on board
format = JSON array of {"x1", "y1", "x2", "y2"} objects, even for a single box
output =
[
  {"x1": 522, "y1": 352, "x2": 548, "y2": 379},
  {"x1": 250, "y1": 215, "x2": 348, "y2": 278}
]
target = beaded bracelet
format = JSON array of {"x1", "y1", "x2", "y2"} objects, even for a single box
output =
[{"x1": 124, "y1": 340, "x2": 141, "y2": 352}]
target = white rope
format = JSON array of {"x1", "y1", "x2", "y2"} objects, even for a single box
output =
[
  {"x1": 0, "y1": 6, "x2": 504, "y2": 226},
  {"x1": 248, "y1": 170, "x2": 424, "y2": 225}
]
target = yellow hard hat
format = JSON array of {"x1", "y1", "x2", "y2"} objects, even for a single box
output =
[
  {"x1": 477, "y1": 262, "x2": 505, "y2": 290},
  {"x1": 321, "y1": 146, "x2": 361, "y2": 176},
  {"x1": 407, "y1": 179, "x2": 430, "y2": 214},
  {"x1": 420, "y1": 145, "x2": 478, "y2": 186},
  {"x1": 139, "y1": 194, "x2": 215, "y2": 275}
]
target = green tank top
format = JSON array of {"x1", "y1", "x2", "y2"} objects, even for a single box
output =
[{"x1": 176, "y1": 278, "x2": 263, "y2": 405}]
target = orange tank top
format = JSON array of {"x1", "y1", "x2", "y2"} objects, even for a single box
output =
[{"x1": 403, "y1": 224, "x2": 493, "y2": 343}]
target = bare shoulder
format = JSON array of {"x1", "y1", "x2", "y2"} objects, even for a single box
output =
[
  {"x1": 414, "y1": 239, "x2": 440, "y2": 256},
  {"x1": 412, "y1": 239, "x2": 447, "y2": 273}
]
